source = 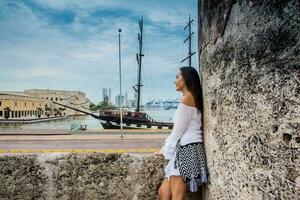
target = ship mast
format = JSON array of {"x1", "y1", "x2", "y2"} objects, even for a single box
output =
[
  {"x1": 133, "y1": 17, "x2": 144, "y2": 112},
  {"x1": 181, "y1": 14, "x2": 196, "y2": 67}
]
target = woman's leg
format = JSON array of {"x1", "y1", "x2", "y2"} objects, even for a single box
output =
[
  {"x1": 158, "y1": 178, "x2": 172, "y2": 200},
  {"x1": 170, "y1": 176, "x2": 187, "y2": 200}
]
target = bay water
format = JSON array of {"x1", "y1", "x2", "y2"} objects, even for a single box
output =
[{"x1": 0, "y1": 109, "x2": 176, "y2": 130}]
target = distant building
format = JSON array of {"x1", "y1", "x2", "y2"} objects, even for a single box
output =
[
  {"x1": 127, "y1": 92, "x2": 138, "y2": 109},
  {"x1": 102, "y1": 88, "x2": 107, "y2": 100},
  {"x1": 24, "y1": 89, "x2": 90, "y2": 116},
  {"x1": 129, "y1": 99, "x2": 136, "y2": 108},
  {"x1": 115, "y1": 94, "x2": 125, "y2": 107},
  {"x1": 102, "y1": 88, "x2": 112, "y2": 104},
  {"x1": 108, "y1": 88, "x2": 112, "y2": 104},
  {"x1": 125, "y1": 92, "x2": 129, "y2": 107},
  {"x1": 102, "y1": 88, "x2": 108, "y2": 104},
  {"x1": 0, "y1": 89, "x2": 90, "y2": 120},
  {"x1": 0, "y1": 92, "x2": 45, "y2": 119}
]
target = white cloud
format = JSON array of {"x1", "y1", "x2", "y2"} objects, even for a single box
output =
[{"x1": 0, "y1": 0, "x2": 198, "y2": 102}]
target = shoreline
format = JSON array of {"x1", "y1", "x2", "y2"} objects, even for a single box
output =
[{"x1": 0, "y1": 116, "x2": 68, "y2": 124}]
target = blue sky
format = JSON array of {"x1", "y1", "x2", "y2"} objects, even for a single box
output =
[{"x1": 0, "y1": 0, "x2": 198, "y2": 103}]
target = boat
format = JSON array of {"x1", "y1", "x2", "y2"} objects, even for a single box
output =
[
  {"x1": 52, "y1": 101, "x2": 173, "y2": 129},
  {"x1": 53, "y1": 17, "x2": 173, "y2": 130},
  {"x1": 98, "y1": 109, "x2": 173, "y2": 129}
]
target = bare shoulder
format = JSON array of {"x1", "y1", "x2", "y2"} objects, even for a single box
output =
[{"x1": 180, "y1": 94, "x2": 196, "y2": 107}]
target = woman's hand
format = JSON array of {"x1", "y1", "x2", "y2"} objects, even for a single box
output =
[{"x1": 153, "y1": 149, "x2": 163, "y2": 156}]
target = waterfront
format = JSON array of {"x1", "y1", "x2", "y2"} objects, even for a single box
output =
[{"x1": 0, "y1": 109, "x2": 176, "y2": 131}]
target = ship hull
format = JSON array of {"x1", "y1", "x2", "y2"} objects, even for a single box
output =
[
  {"x1": 99, "y1": 120, "x2": 144, "y2": 129},
  {"x1": 98, "y1": 118, "x2": 173, "y2": 130}
]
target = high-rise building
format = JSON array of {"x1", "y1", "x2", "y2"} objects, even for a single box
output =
[
  {"x1": 102, "y1": 88, "x2": 108, "y2": 101},
  {"x1": 115, "y1": 94, "x2": 124, "y2": 107},
  {"x1": 108, "y1": 88, "x2": 111, "y2": 104},
  {"x1": 125, "y1": 92, "x2": 128, "y2": 107},
  {"x1": 102, "y1": 88, "x2": 112, "y2": 104}
]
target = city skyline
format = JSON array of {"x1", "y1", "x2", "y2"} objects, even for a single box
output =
[{"x1": 0, "y1": 0, "x2": 198, "y2": 102}]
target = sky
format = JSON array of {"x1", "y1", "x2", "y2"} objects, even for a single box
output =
[{"x1": 0, "y1": 0, "x2": 199, "y2": 104}]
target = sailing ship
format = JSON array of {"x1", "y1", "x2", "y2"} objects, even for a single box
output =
[{"x1": 53, "y1": 17, "x2": 174, "y2": 130}]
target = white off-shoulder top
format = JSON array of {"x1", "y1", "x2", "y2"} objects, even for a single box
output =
[{"x1": 161, "y1": 102, "x2": 203, "y2": 160}]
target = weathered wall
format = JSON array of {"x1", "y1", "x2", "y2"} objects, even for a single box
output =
[
  {"x1": 0, "y1": 153, "x2": 164, "y2": 200},
  {"x1": 198, "y1": 0, "x2": 299, "y2": 199},
  {"x1": 0, "y1": 153, "x2": 202, "y2": 200}
]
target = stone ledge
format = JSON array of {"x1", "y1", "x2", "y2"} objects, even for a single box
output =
[{"x1": 0, "y1": 153, "x2": 202, "y2": 200}]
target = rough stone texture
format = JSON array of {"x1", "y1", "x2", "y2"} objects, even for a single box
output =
[
  {"x1": 0, "y1": 153, "x2": 202, "y2": 200},
  {"x1": 199, "y1": 0, "x2": 300, "y2": 199},
  {"x1": 0, "y1": 153, "x2": 163, "y2": 200},
  {"x1": 0, "y1": 155, "x2": 48, "y2": 199}
]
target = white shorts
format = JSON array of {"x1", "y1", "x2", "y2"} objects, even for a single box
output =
[{"x1": 164, "y1": 150, "x2": 180, "y2": 180}]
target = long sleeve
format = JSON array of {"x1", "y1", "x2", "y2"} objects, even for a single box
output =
[{"x1": 161, "y1": 104, "x2": 193, "y2": 160}]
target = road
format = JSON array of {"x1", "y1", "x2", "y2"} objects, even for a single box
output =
[{"x1": 0, "y1": 130, "x2": 170, "y2": 154}]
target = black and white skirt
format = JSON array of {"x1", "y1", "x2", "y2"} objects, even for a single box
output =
[{"x1": 165, "y1": 142, "x2": 208, "y2": 192}]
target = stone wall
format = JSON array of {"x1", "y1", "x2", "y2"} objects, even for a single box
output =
[
  {"x1": 0, "y1": 153, "x2": 164, "y2": 200},
  {"x1": 198, "y1": 0, "x2": 299, "y2": 199},
  {"x1": 0, "y1": 153, "x2": 202, "y2": 200}
]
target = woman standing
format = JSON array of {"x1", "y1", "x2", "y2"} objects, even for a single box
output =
[{"x1": 155, "y1": 67, "x2": 208, "y2": 200}]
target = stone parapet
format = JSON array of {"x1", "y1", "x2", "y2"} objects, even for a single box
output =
[{"x1": 0, "y1": 153, "x2": 202, "y2": 200}]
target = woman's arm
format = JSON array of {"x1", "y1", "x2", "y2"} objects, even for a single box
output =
[{"x1": 160, "y1": 98, "x2": 194, "y2": 159}]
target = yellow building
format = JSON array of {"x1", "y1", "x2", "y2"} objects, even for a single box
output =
[
  {"x1": 0, "y1": 89, "x2": 90, "y2": 120},
  {"x1": 0, "y1": 93, "x2": 45, "y2": 119},
  {"x1": 24, "y1": 89, "x2": 90, "y2": 116}
]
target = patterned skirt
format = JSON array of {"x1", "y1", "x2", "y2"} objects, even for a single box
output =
[{"x1": 165, "y1": 142, "x2": 208, "y2": 192}]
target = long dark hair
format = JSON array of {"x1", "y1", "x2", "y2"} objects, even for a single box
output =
[{"x1": 179, "y1": 66, "x2": 203, "y2": 114}]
